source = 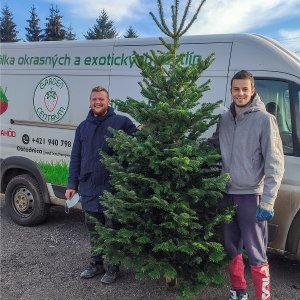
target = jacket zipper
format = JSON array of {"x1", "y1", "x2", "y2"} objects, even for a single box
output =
[{"x1": 229, "y1": 117, "x2": 237, "y2": 174}]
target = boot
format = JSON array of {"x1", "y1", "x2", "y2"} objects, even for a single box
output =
[
  {"x1": 251, "y1": 262, "x2": 271, "y2": 300},
  {"x1": 228, "y1": 254, "x2": 247, "y2": 290},
  {"x1": 100, "y1": 264, "x2": 120, "y2": 284},
  {"x1": 80, "y1": 261, "x2": 105, "y2": 279},
  {"x1": 228, "y1": 289, "x2": 249, "y2": 300}
]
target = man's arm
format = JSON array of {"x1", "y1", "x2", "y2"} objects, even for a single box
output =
[
  {"x1": 65, "y1": 127, "x2": 82, "y2": 198},
  {"x1": 115, "y1": 110, "x2": 141, "y2": 130},
  {"x1": 207, "y1": 120, "x2": 220, "y2": 147},
  {"x1": 122, "y1": 117, "x2": 138, "y2": 135},
  {"x1": 257, "y1": 115, "x2": 284, "y2": 221}
]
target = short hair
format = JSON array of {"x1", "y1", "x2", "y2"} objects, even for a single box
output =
[
  {"x1": 231, "y1": 70, "x2": 254, "y2": 87},
  {"x1": 90, "y1": 86, "x2": 109, "y2": 99}
]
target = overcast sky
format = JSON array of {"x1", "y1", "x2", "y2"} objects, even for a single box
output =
[{"x1": 2, "y1": 0, "x2": 300, "y2": 53}]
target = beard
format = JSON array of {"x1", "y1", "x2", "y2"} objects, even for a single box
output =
[
  {"x1": 235, "y1": 102, "x2": 251, "y2": 108},
  {"x1": 233, "y1": 98, "x2": 252, "y2": 108},
  {"x1": 91, "y1": 106, "x2": 108, "y2": 116}
]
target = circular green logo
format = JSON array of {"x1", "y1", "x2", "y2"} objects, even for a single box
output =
[{"x1": 33, "y1": 75, "x2": 69, "y2": 123}]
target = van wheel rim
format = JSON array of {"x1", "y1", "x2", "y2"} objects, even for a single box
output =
[{"x1": 13, "y1": 187, "x2": 34, "y2": 215}]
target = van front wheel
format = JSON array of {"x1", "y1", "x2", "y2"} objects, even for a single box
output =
[{"x1": 5, "y1": 174, "x2": 50, "y2": 226}]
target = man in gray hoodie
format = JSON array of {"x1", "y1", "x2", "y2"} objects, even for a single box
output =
[{"x1": 211, "y1": 70, "x2": 284, "y2": 300}]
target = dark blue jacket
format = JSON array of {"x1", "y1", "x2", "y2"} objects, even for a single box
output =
[{"x1": 67, "y1": 107, "x2": 136, "y2": 212}]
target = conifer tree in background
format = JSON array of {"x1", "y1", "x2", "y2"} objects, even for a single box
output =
[
  {"x1": 0, "y1": 5, "x2": 19, "y2": 42},
  {"x1": 84, "y1": 9, "x2": 118, "y2": 40},
  {"x1": 65, "y1": 25, "x2": 77, "y2": 40},
  {"x1": 124, "y1": 26, "x2": 139, "y2": 38},
  {"x1": 93, "y1": 0, "x2": 234, "y2": 299},
  {"x1": 25, "y1": 5, "x2": 43, "y2": 42},
  {"x1": 43, "y1": 4, "x2": 66, "y2": 41}
]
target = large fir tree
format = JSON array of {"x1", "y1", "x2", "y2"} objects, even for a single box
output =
[
  {"x1": 84, "y1": 9, "x2": 118, "y2": 40},
  {"x1": 43, "y1": 4, "x2": 66, "y2": 41},
  {"x1": 93, "y1": 0, "x2": 234, "y2": 299},
  {"x1": 124, "y1": 26, "x2": 139, "y2": 38},
  {"x1": 25, "y1": 5, "x2": 43, "y2": 42},
  {"x1": 0, "y1": 5, "x2": 19, "y2": 42}
]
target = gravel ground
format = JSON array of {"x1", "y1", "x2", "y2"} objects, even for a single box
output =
[{"x1": 1, "y1": 199, "x2": 300, "y2": 300}]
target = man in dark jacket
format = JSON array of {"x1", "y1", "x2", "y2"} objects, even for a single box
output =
[
  {"x1": 210, "y1": 71, "x2": 284, "y2": 300},
  {"x1": 65, "y1": 86, "x2": 136, "y2": 284}
]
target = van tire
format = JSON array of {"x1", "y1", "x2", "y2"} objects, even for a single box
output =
[
  {"x1": 5, "y1": 174, "x2": 50, "y2": 226},
  {"x1": 286, "y1": 210, "x2": 300, "y2": 255}
]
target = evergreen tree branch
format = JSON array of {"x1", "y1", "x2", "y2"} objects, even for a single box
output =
[
  {"x1": 171, "y1": 1, "x2": 180, "y2": 36},
  {"x1": 177, "y1": 0, "x2": 192, "y2": 35},
  {"x1": 156, "y1": 0, "x2": 172, "y2": 36},
  {"x1": 149, "y1": 11, "x2": 170, "y2": 37},
  {"x1": 179, "y1": 0, "x2": 206, "y2": 36}
]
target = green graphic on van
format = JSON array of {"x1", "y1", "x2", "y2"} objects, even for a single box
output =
[
  {"x1": 37, "y1": 161, "x2": 68, "y2": 185},
  {"x1": 1, "y1": 52, "x2": 202, "y2": 69},
  {"x1": 0, "y1": 86, "x2": 8, "y2": 115},
  {"x1": 33, "y1": 75, "x2": 69, "y2": 123}
]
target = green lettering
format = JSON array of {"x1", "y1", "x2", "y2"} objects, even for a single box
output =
[
  {"x1": 193, "y1": 55, "x2": 200, "y2": 64},
  {"x1": 74, "y1": 57, "x2": 81, "y2": 65},
  {"x1": 114, "y1": 56, "x2": 121, "y2": 65},
  {"x1": 99, "y1": 57, "x2": 106, "y2": 65},
  {"x1": 84, "y1": 57, "x2": 91, "y2": 65}
]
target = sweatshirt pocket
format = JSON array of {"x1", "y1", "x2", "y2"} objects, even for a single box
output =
[
  {"x1": 79, "y1": 172, "x2": 92, "y2": 182},
  {"x1": 230, "y1": 156, "x2": 262, "y2": 189},
  {"x1": 78, "y1": 172, "x2": 92, "y2": 197}
]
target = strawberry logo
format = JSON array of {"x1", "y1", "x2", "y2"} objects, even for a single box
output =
[
  {"x1": 44, "y1": 88, "x2": 58, "y2": 112},
  {"x1": 0, "y1": 86, "x2": 8, "y2": 115},
  {"x1": 34, "y1": 75, "x2": 69, "y2": 123}
]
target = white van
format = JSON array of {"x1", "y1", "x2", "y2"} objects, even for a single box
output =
[{"x1": 1, "y1": 33, "x2": 299, "y2": 260}]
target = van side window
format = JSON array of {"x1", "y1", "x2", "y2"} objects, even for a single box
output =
[{"x1": 255, "y1": 80, "x2": 293, "y2": 155}]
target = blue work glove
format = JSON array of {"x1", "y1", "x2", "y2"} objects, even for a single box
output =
[{"x1": 256, "y1": 202, "x2": 274, "y2": 222}]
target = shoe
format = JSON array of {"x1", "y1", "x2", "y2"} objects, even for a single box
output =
[
  {"x1": 100, "y1": 265, "x2": 119, "y2": 284},
  {"x1": 80, "y1": 263, "x2": 105, "y2": 279},
  {"x1": 228, "y1": 289, "x2": 249, "y2": 300}
]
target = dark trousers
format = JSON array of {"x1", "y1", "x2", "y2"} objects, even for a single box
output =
[
  {"x1": 221, "y1": 194, "x2": 268, "y2": 266},
  {"x1": 85, "y1": 211, "x2": 122, "y2": 265},
  {"x1": 85, "y1": 211, "x2": 105, "y2": 264}
]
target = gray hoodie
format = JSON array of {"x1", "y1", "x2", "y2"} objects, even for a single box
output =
[{"x1": 212, "y1": 93, "x2": 284, "y2": 206}]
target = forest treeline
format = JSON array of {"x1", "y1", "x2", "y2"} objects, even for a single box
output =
[{"x1": 0, "y1": 4, "x2": 139, "y2": 42}]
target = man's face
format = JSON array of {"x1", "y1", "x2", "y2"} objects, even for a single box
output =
[
  {"x1": 231, "y1": 79, "x2": 255, "y2": 108},
  {"x1": 89, "y1": 91, "x2": 110, "y2": 116}
]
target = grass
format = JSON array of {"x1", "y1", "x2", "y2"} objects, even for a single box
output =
[{"x1": 38, "y1": 161, "x2": 69, "y2": 185}]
